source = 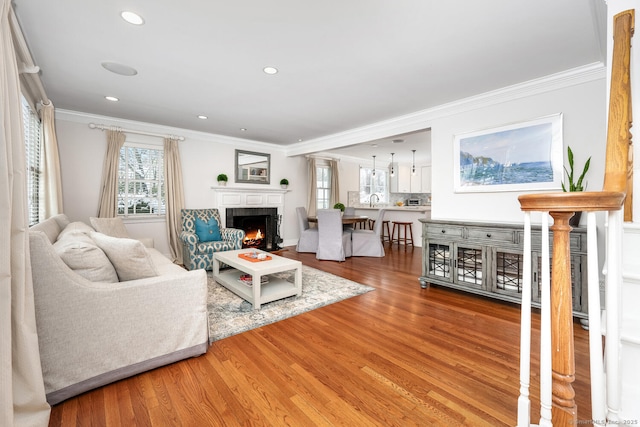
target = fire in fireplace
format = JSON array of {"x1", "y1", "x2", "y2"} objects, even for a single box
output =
[{"x1": 225, "y1": 207, "x2": 280, "y2": 251}]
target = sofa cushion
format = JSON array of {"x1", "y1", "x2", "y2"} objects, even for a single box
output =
[
  {"x1": 90, "y1": 217, "x2": 129, "y2": 238},
  {"x1": 90, "y1": 232, "x2": 158, "y2": 281},
  {"x1": 195, "y1": 217, "x2": 222, "y2": 242},
  {"x1": 53, "y1": 231, "x2": 119, "y2": 282},
  {"x1": 57, "y1": 221, "x2": 95, "y2": 240}
]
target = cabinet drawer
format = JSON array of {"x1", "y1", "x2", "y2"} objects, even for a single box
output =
[
  {"x1": 467, "y1": 228, "x2": 515, "y2": 244},
  {"x1": 517, "y1": 231, "x2": 586, "y2": 253},
  {"x1": 425, "y1": 224, "x2": 464, "y2": 238}
]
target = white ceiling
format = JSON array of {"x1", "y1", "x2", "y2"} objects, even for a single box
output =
[{"x1": 14, "y1": 0, "x2": 605, "y2": 160}]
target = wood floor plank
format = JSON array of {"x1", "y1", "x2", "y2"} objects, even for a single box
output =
[{"x1": 48, "y1": 243, "x2": 592, "y2": 426}]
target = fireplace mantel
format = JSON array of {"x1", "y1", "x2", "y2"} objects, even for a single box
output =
[{"x1": 211, "y1": 186, "x2": 288, "y2": 227}]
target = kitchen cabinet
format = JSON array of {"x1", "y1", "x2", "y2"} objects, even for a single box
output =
[
  {"x1": 420, "y1": 166, "x2": 431, "y2": 193},
  {"x1": 389, "y1": 163, "x2": 422, "y2": 193},
  {"x1": 419, "y1": 219, "x2": 588, "y2": 318}
]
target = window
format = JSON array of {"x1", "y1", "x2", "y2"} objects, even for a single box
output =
[
  {"x1": 316, "y1": 165, "x2": 331, "y2": 210},
  {"x1": 22, "y1": 97, "x2": 42, "y2": 225},
  {"x1": 359, "y1": 167, "x2": 388, "y2": 204},
  {"x1": 117, "y1": 142, "x2": 165, "y2": 216}
]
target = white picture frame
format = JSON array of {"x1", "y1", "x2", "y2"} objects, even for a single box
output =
[{"x1": 453, "y1": 113, "x2": 564, "y2": 193}]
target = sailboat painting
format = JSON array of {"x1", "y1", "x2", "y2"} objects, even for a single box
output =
[{"x1": 453, "y1": 114, "x2": 564, "y2": 193}]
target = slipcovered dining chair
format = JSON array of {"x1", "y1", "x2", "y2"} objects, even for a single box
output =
[
  {"x1": 352, "y1": 209, "x2": 386, "y2": 257},
  {"x1": 295, "y1": 206, "x2": 319, "y2": 253},
  {"x1": 343, "y1": 206, "x2": 356, "y2": 230},
  {"x1": 316, "y1": 209, "x2": 352, "y2": 262}
]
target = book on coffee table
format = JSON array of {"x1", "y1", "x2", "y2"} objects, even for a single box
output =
[{"x1": 238, "y1": 274, "x2": 269, "y2": 287}]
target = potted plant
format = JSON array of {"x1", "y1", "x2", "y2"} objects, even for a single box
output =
[
  {"x1": 333, "y1": 202, "x2": 345, "y2": 212},
  {"x1": 280, "y1": 178, "x2": 289, "y2": 189},
  {"x1": 217, "y1": 173, "x2": 228, "y2": 186},
  {"x1": 562, "y1": 146, "x2": 591, "y2": 226}
]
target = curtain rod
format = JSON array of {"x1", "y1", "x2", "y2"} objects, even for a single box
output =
[
  {"x1": 305, "y1": 154, "x2": 339, "y2": 161},
  {"x1": 88, "y1": 123, "x2": 185, "y2": 141},
  {"x1": 10, "y1": 8, "x2": 50, "y2": 105}
]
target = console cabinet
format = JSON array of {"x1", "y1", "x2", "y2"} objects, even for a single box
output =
[{"x1": 419, "y1": 219, "x2": 588, "y2": 318}]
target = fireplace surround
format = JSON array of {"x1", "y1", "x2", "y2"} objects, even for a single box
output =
[{"x1": 212, "y1": 186, "x2": 288, "y2": 251}]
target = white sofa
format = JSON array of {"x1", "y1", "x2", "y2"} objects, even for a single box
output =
[{"x1": 29, "y1": 214, "x2": 209, "y2": 405}]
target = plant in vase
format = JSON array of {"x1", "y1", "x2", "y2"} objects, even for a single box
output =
[
  {"x1": 333, "y1": 202, "x2": 345, "y2": 212},
  {"x1": 217, "y1": 173, "x2": 228, "y2": 186},
  {"x1": 280, "y1": 178, "x2": 289, "y2": 189},
  {"x1": 562, "y1": 146, "x2": 591, "y2": 226}
]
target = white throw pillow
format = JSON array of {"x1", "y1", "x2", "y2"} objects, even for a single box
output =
[
  {"x1": 89, "y1": 217, "x2": 130, "y2": 238},
  {"x1": 90, "y1": 232, "x2": 158, "y2": 281},
  {"x1": 53, "y1": 231, "x2": 119, "y2": 282},
  {"x1": 57, "y1": 221, "x2": 95, "y2": 240}
]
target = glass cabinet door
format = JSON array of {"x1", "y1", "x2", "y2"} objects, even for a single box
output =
[
  {"x1": 426, "y1": 242, "x2": 452, "y2": 282},
  {"x1": 492, "y1": 249, "x2": 525, "y2": 298},
  {"x1": 454, "y1": 244, "x2": 484, "y2": 289}
]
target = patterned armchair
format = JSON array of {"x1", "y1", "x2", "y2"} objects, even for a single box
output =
[{"x1": 180, "y1": 208, "x2": 245, "y2": 270}]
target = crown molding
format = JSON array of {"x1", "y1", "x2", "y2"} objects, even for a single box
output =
[{"x1": 285, "y1": 62, "x2": 606, "y2": 157}]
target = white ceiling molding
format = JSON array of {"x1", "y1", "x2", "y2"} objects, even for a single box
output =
[{"x1": 285, "y1": 62, "x2": 606, "y2": 158}]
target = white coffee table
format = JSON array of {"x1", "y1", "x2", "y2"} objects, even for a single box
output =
[{"x1": 212, "y1": 249, "x2": 302, "y2": 309}]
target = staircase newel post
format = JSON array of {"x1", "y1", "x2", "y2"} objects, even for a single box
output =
[{"x1": 549, "y1": 211, "x2": 578, "y2": 426}]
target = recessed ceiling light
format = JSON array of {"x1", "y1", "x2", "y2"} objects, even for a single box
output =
[
  {"x1": 105, "y1": 96, "x2": 119, "y2": 102},
  {"x1": 392, "y1": 139, "x2": 404, "y2": 144},
  {"x1": 298, "y1": 139, "x2": 303, "y2": 142},
  {"x1": 101, "y1": 62, "x2": 138, "y2": 76},
  {"x1": 263, "y1": 66, "x2": 278, "y2": 75},
  {"x1": 121, "y1": 11, "x2": 144, "y2": 25},
  {"x1": 197, "y1": 115, "x2": 208, "y2": 120},
  {"x1": 240, "y1": 128, "x2": 247, "y2": 131}
]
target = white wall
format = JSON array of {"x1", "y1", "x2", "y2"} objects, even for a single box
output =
[
  {"x1": 53, "y1": 67, "x2": 607, "y2": 256},
  {"x1": 54, "y1": 113, "x2": 309, "y2": 256},
  {"x1": 430, "y1": 78, "x2": 606, "y2": 224}
]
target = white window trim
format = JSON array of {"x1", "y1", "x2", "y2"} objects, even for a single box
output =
[{"x1": 118, "y1": 140, "x2": 166, "y2": 218}]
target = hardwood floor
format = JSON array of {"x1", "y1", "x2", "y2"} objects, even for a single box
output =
[{"x1": 48, "y1": 243, "x2": 592, "y2": 426}]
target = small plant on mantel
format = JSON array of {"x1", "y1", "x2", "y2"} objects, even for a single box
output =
[
  {"x1": 280, "y1": 178, "x2": 289, "y2": 189},
  {"x1": 561, "y1": 146, "x2": 591, "y2": 192},
  {"x1": 217, "y1": 173, "x2": 228, "y2": 186}
]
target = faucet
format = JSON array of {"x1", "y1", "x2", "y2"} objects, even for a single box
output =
[{"x1": 369, "y1": 193, "x2": 379, "y2": 207}]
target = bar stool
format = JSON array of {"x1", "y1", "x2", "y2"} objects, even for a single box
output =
[
  {"x1": 381, "y1": 220, "x2": 392, "y2": 243},
  {"x1": 391, "y1": 221, "x2": 414, "y2": 247},
  {"x1": 368, "y1": 219, "x2": 391, "y2": 242}
]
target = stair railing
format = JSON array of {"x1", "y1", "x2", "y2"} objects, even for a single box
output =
[{"x1": 516, "y1": 9, "x2": 634, "y2": 427}]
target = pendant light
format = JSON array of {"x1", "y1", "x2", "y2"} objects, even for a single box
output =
[
  {"x1": 411, "y1": 149, "x2": 416, "y2": 175},
  {"x1": 372, "y1": 155, "x2": 376, "y2": 176},
  {"x1": 390, "y1": 153, "x2": 395, "y2": 177}
]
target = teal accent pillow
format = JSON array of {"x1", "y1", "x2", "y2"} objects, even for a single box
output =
[{"x1": 195, "y1": 217, "x2": 222, "y2": 242}]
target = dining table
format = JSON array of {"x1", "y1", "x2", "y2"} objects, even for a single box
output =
[{"x1": 307, "y1": 214, "x2": 369, "y2": 227}]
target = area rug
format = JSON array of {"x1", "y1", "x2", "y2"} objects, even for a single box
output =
[{"x1": 207, "y1": 265, "x2": 374, "y2": 342}]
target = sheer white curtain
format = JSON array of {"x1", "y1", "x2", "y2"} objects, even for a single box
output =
[
  {"x1": 163, "y1": 137, "x2": 185, "y2": 264},
  {"x1": 1, "y1": 1, "x2": 50, "y2": 425},
  {"x1": 39, "y1": 102, "x2": 63, "y2": 220},
  {"x1": 97, "y1": 129, "x2": 126, "y2": 217},
  {"x1": 307, "y1": 157, "x2": 318, "y2": 217},
  {"x1": 306, "y1": 158, "x2": 340, "y2": 216}
]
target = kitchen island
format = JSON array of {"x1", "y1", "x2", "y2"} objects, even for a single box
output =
[{"x1": 352, "y1": 206, "x2": 431, "y2": 247}]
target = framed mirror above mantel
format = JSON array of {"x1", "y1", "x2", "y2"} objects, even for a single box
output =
[{"x1": 235, "y1": 149, "x2": 270, "y2": 184}]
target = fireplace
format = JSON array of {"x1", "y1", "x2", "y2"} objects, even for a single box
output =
[{"x1": 226, "y1": 207, "x2": 280, "y2": 251}]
